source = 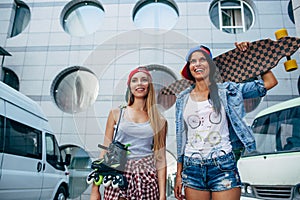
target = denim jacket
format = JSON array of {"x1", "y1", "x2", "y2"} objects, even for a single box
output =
[{"x1": 175, "y1": 80, "x2": 267, "y2": 163}]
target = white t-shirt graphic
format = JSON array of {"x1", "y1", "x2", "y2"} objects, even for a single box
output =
[{"x1": 183, "y1": 96, "x2": 232, "y2": 159}]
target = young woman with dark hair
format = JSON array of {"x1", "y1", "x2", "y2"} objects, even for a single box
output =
[{"x1": 174, "y1": 42, "x2": 278, "y2": 200}]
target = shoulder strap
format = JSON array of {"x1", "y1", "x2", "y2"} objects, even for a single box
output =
[
  {"x1": 112, "y1": 105, "x2": 125, "y2": 141},
  {"x1": 97, "y1": 105, "x2": 125, "y2": 150}
]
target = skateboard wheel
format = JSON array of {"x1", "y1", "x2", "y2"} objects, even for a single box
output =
[
  {"x1": 94, "y1": 175, "x2": 103, "y2": 186},
  {"x1": 284, "y1": 59, "x2": 298, "y2": 72},
  {"x1": 275, "y1": 28, "x2": 288, "y2": 40}
]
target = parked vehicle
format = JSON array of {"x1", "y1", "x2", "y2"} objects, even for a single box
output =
[
  {"x1": 0, "y1": 81, "x2": 71, "y2": 200},
  {"x1": 238, "y1": 97, "x2": 300, "y2": 200}
]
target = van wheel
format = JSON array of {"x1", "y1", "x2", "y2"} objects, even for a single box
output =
[{"x1": 54, "y1": 186, "x2": 67, "y2": 200}]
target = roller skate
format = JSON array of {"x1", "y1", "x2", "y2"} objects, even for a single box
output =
[{"x1": 86, "y1": 141, "x2": 130, "y2": 189}]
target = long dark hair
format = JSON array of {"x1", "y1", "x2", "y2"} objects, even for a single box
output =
[{"x1": 186, "y1": 50, "x2": 221, "y2": 114}]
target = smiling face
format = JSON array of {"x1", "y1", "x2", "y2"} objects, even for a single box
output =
[
  {"x1": 129, "y1": 71, "x2": 150, "y2": 98},
  {"x1": 188, "y1": 51, "x2": 210, "y2": 81}
]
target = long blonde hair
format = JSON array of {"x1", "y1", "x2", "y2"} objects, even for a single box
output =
[{"x1": 127, "y1": 82, "x2": 167, "y2": 160}]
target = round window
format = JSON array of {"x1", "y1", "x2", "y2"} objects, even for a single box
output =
[
  {"x1": 51, "y1": 66, "x2": 99, "y2": 114},
  {"x1": 61, "y1": 0, "x2": 105, "y2": 37},
  {"x1": 209, "y1": 0, "x2": 255, "y2": 34},
  {"x1": 288, "y1": 0, "x2": 295, "y2": 24},
  {"x1": 2, "y1": 67, "x2": 20, "y2": 91},
  {"x1": 60, "y1": 144, "x2": 92, "y2": 199},
  {"x1": 132, "y1": 0, "x2": 179, "y2": 34},
  {"x1": 10, "y1": 0, "x2": 31, "y2": 38}
]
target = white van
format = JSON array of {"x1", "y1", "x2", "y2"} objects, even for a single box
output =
[
  {"x1": 238, "y1": 97, "x2": 300, "y2": 200},
  {"x1": 0, "y1": 81, "x2": 71, "y2": 200}
]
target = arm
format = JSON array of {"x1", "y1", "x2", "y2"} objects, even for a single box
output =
[
  {"x1": 90, "y1": 109, "x2": 118, "y2": 200},
  {"x1": 174, "y1": 162, "x2": 184, "y2": 200},
  {"x1": 90, "y1": 185, "x2": 101, "y2": 200},
  {"x1": 235, "y1": 41, "x2": 278, "y2": 90},
  {"x1": 156, "y1": 152, "x2": 167, "y2": 200},
  {"x1": 99, "y1": 109, "x2": 118, "y2": 158},
  {"x1": 261, "y1": 70, "x2": 278, "y2": 90},
  {"x1": 156, "y1": 121, "x2": 168, "y2": 200}
]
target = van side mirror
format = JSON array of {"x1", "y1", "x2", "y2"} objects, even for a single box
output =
[{"x1": 64, "y1": 154, "x2": 71, "y2": 166}]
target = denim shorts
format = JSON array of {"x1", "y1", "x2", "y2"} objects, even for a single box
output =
[{"x1": 181, "y1": 152, "x2": 241, "y2": 192}]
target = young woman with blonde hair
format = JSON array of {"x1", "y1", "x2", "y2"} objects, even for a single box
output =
[{"x1": 90, "y1": 66, "x2": 168, "y2": 200}]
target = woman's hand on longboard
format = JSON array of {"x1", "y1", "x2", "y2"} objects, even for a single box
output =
[{"x1": 235, "y1": 41, "x2": 250, "y2": 51}]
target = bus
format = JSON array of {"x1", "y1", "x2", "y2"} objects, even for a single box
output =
[{"x1": 238, "y1": 97, "x2": 300, "y2": 200}]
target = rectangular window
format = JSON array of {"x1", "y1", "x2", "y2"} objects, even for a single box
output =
[
  {"x1": 4, "y1": 118, "x2": 42, "y2": 159},
  {"x1": 250, "y1": 106, "x2": 300, "y2": 155},
  {"x1": 46, "y1": 133, "x2": 64, "y2": 170},
  {"x1": 219, "y1": 1, "x2": 244, "y2": 34},
  {"x1": 222, "y1": 9, "x2": 242, "y2": 26}
]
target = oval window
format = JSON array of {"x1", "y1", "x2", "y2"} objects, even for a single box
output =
[
  {"x1": 133, "y1": 0, "x2": 179, "y2": 34},
  {"x1": 10, "y1": 0, "x2": 31, "y2": 37},
  {"x1": 61, "y1": 0, "x2": 105, "y2": 37},
  {"x1": 51, "y1": 66, "x2": 99, "y2": 114},
  {"x1": 209, "y1": 0, "x2": 255, "y2": 34},
  {"x1": 2, "y1": 67, "x2": 20, "y2": 91},
  {"x1": 60, "y1": 144, "x2": 92, "y2": 199}
]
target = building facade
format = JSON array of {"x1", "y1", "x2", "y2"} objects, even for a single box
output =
[{"x1": 0, "y1": 0, "x2": 299, "y2": 199}]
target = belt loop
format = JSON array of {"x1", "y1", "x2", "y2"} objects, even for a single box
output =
[
  {"x1": 185, "y1": 156, "x2": 190, "y2": 166},
  {"x1": 199, "y1": 158, "x2": 203, "y2": 166},
  {"x1": 213, "y1": 158, "x2": 218, "y2": 166}
]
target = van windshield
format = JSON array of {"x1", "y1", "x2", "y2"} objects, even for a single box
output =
[{"x1": 243, "y1": 105, "x2": 300, "y2": 157}]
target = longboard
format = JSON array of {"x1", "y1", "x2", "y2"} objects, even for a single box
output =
[
  {"x1": 214, "y1": 36, "x2": 300, "y2": 83},
  {"x1": 160, "y1": 36, "x2": 300, "y2": 96}
]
